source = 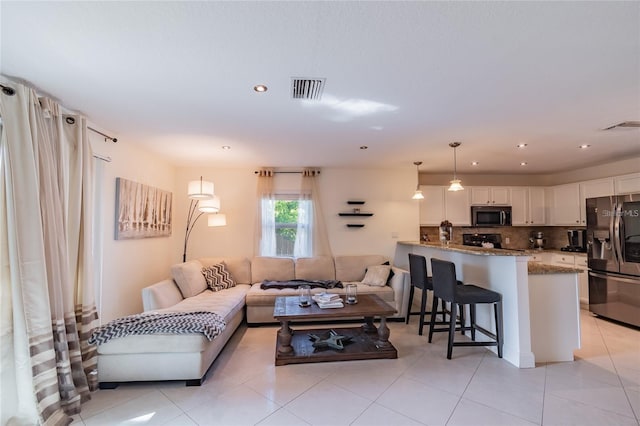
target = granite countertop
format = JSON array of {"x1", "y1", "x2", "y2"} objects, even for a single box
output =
[
  {"x1": 398, "y1": 241, "x2": 530, "y2": 256},
  {"x1": 528, "y1": 262, "x2": 583, "y2": 275},
  {"x1": 399, "y1": 241, "x2": 588, "y2": 258}
]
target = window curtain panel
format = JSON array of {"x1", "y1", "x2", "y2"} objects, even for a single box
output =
[
  {"x1": 294, "y1": 169, "x2": 332, "y2": 257},
  {"x1": 255, "y1": 169, "x2": 276, "y2": 257},
  {"x1": 0, "y1": 80, "x2": 98, "y2": 426}
]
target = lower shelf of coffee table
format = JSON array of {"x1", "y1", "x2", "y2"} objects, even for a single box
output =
[{"x1": 275, "y1": 326, "x2": 397, "y2": 366}]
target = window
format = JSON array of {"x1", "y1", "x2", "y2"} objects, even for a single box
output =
[{"x1": 262, "y1": 198, "x2": 312, "y2": 257}]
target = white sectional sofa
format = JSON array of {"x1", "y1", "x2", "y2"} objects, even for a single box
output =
[{"x1": 95, "y1": 255, "x2": 409, "y2": 388}]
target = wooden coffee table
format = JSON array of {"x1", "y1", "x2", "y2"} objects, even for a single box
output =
[{"x1": 273, "y1": 294, "x2": 397, "y2": 366}]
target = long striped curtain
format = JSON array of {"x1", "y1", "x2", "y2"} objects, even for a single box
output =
[{"x1": 0, "y1": 80, "x2": 98, "y2": 425}]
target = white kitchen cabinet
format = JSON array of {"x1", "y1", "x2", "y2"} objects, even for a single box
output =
[
  {"x1": 579, "y1": 178, "x2": 615, "y2": 225},
  {"x1": 445, "y1": 189, "x2": 472, "y2": 226},
  {"x1": 551, "y1": 183, "x2": 582, "y2": 225},
  {"x1": 528, "y1": 252, "x2": 550, "y2": 263},
  {"x1": 511, "y1": 187, "x2": 546, "y2": 226},
  {"x1": 614, "y1": 173, "x2": 640, "y2": 195},
  {"x1": 418, "y1": 186, "x2": 446, "y2": 226},
  {"x1": 551, "y1": 253, "x2": 588, "y2": 306},
  {"x1": 470, "y1": 187, "x2": 510, "y2": 205}
]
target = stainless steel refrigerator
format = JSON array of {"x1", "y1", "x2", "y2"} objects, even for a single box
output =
[{"x1": 586, "y1": 194, "x2": 640, "y2": 327}]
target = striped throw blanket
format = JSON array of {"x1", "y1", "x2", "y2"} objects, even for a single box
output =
[{"x1": 88, "y1": 311, "x2": 226, "y2": 345}]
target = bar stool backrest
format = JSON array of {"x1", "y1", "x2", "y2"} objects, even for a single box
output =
[
  {"x1": 408, "y1": 253, "x2": 429, "y2": 290},
  {"x1": 430, "y1": 258, "x2": 458, "y2": 303}
]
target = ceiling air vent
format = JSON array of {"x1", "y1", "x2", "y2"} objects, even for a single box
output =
[
  {"x1": 602, "y1": 121, "x2": 640, "y2": 130},
  {"x1": 291, "y1": 77, "x2": 325, "y2": 101}
]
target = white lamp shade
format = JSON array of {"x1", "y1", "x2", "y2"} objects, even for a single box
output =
[
  {"x1": 448, "y1": 179, "x2": 464, "y2": 191},
  {"x1": 188, "y1": 179, "x2": 214, "y2": 199},
  {"x1": 208, "y1": 213, "x2": 227, "y2": 227},
  {"x1": 412, "y1": 190, "x2": 425, "y2": 200},
  {"x1": 198, "y1": 196, "x2": 220, "y2": 213}
]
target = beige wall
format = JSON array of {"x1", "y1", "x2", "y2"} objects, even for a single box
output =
[
  {"x1": 90, "y1": 133, "x2": 177, "y2": 322},
  {"x1": 176, "y1": 167, "x2": 418, "y2": 263}
]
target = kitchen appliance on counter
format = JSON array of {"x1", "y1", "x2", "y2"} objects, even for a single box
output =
[
  {"x1": 529, "y1": 231, "x2": 546, "y2": 250},
  {"x1": 562, "y1": 229, "x2": 587, "y2": 252},
  {"x1": 586, "y1": 194, "x2": 640, "y2": 328},
  {"x1": 463, "y1": 233, "x2": 503, "y2": 248},
  {"x1": 471, "y1": 206, "x2": 512, "y2": 227}
]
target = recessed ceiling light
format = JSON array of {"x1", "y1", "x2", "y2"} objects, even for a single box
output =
[
  {"x1": 516, "y1": 143, "x2": 528, "y2": 148},
  {"x1": 471, "y1": 161, "x2": 479, "y2": 166},
  {"x1": 222, "y1": 146, "x2": 231, "y2": 150},
  {"x1": 578, "y1": 144, "x2": 590, "y2": 149},
  {"x1": 253, "y1": 84, "x2": 268, "y2": 93},
  {"x1": 360, "y1": 146, "x2": 368, "y2": 150},
  {"x1": 520, "y1": 162, "x2": 528, "y2": 166}
]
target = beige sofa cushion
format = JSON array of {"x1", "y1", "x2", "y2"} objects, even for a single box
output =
[
  {"x1": 251, "y1": 257, "x2": 295, "y2": 282},
  {"x1": 334, "y1": 255, "x2": 388, "y2": 282},
  {"x1": 362, "y1": 264, "x2": 391, "y2": 287},
  {"x1": 295, "y1": 256, "x2": 335, "y2": 281},
  {"x1": 199, "y1": 257, "x2": 251, "y2": 285},
  {"x1": 171, "y1": 260, "x2": 207, "y2": 298}
]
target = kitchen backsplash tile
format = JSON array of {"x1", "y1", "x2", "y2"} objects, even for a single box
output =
[{"x1": 419, "y1": 225, "x2": 585, "y2": 250}]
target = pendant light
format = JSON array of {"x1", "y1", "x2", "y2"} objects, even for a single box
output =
[
  {"x1": 448, "y1": 142, "x2": 464, "y2": 192},
  {"x1": 412, "y1": 161, "x2": 424, "y2": 200}
]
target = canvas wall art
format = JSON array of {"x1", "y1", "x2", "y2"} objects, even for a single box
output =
[{"x1": 115, "y1": 177, "x2": 172, "y2": 239}]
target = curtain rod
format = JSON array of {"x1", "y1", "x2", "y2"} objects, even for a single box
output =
[
  {"x1": 254, "y1": 171, "x2": 320, "y2": 174},
  {"x1": 93, "y1": 153, "x2": 112, "y2": 162},
  {"x1": 0, "y1": 86, "x2": 118, "y2": 143},
  {"x1": 88, "y1": 126, "x2": 118, "y2": 143}
]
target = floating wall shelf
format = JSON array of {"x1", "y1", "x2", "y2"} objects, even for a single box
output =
[{"x1": 339, "y1": 200, "x2": 372, "y2": 228}]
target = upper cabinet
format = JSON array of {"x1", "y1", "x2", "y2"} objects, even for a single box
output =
[
  {"x1": 445, "y1": 189, "x2": 472, "y2": 226},
  {"x1": 418, "y1": 185, "x2": 471, "y2": 226},
  {"x1": 549, "y1": 178, "x2": 614, "y2": 226},
  {"x1": 470, "y1": 187, "x2": 511, "y2": 205},
  {"x1": 550, "y1": 183, "x2": 582, "y2": 225},
  {"x1": 418, "y1": 186, "x2": 446, "y2": 226},
  {"x1": 511, "y1": 187, "x2": 546, "y2": 226},
  {"x1": 614, "y1": 173, "x2": 640, "y2": 195}
]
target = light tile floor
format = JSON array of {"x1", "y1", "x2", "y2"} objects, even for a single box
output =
[{"x1": 75, "y1": 310, "x2": 640, "y2": 425}]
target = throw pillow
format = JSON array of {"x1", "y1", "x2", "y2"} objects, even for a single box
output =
[
  {"x1": 171, "y1": 260, "x2": 208, "y2": 298},
  {"x1": 202, "y1": 263, "x2": 236, "y2": 291},
  {"x1": 361, "y1": 264, "x2": 391, "y2": 287}
]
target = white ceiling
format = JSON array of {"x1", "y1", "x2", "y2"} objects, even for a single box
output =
[{"x1": 1, "y1": 1, "x2": 639, "y2": 173}]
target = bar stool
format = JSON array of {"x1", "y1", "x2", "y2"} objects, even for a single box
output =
[
  {"x1": 407, "y1": 254, "x2": 461, "y2": 336},
  {"x1": 429, "y1": 258, "x2": 503, "y2": 359}
]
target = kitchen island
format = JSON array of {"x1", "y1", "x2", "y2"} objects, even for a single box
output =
[{"x1": 395, "y1": 241, "x2": 582, "y2": 368}]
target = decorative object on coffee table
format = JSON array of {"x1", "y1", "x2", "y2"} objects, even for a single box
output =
[{"x1": 308, "y1": 330, "x2": 353, "y2": 350}]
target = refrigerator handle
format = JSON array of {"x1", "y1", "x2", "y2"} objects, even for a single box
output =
[{"x1": 613, "y1": 202, "x2": 623, "y2": 265}]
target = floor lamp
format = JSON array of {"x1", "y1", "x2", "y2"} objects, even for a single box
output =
[{"x1": 183, "y1": 177, "x2": 226, "y2": 262}]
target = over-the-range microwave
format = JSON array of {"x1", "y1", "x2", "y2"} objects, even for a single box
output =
[{"x1": 471, "y1": 205, "x2": 512, "y2": 227}]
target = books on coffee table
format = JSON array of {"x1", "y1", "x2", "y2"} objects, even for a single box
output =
[{"x1": 312, "y1": 293, "x2": 344, "y2": 309}]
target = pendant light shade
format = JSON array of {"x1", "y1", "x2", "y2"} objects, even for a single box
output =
[
  {"x1": 208, "y1": 213, "x2": 227, "y2": 227},
  {"x1": 448, "y1": 142, "x2": 464, "y2": 192},
  {"x1": 198, "y1": 196, "x2": 220, "y2": 213},
  {"x1": 188, "y1": 176, "x2": 215, "y2": 199},
  {"x1": 412, "y1": 161, "x2": 425, "y2": 200}
]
